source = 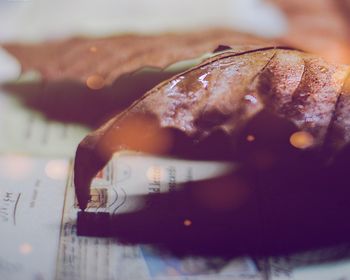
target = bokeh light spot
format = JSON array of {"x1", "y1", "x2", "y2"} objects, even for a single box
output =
[
  {"x1": 19, "y1": 243, "x2": 32, "y2": 255},
  {"x1": 45, "y1": 160, "x2": 68, "y2": 180},
  {"x1": 290, "y1": 131, "x2": 314, "y2": 149},
  {"x1": 246, "y1": 134, "x2": 255, "y2": 142},
  {"x1": 192, "y1": 175, "x2": 251, "y2": 211},
  {"x1": 89, "y1": 46, "x2": 97, "y2": 53},
  {"x1": 2, "y1": 156, "x2": 33, "y2": 179},
  {"x1": 98, "y1": 115, "x2": 173, "y2": 159},
  {"x1": 86, "y1": 75, "x2": 105, "y2": 90},
  {"x1": 183, "y1": 219, "x2": 192, "y2": 227}
]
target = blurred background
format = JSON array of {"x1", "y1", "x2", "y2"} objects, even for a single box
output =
[
  {"x1": 2, "y1": 0, "x2": 350, "y2": 66},
  {"x1": 0, "y1": 0, "x2": 287, "y2": 42}
]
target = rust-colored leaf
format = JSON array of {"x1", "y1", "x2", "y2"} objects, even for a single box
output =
[
  {"x1": 274, "y1": 0, "x2": 350, "y2": 63},
  {"x1": 3, "y1": 29, "x2": 272, "y2": 85},
  {"x1": 73, "y1": 46, "x2": 350, "y2": 209}
]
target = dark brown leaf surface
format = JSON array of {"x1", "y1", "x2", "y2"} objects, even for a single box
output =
[{"x1": 74, "y1": 46, "x2": 350, "y2": 209}]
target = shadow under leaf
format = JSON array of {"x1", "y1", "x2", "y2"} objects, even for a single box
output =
[{"x1": 2, "y1": 68, "x2": 177, "y2": 128}]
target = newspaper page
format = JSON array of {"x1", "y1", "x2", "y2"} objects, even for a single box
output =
[
  {"x1": 0, "y1": 87, "x2": 89, "y2": 157},
  {"x1": 0, "y1": 153, "x2": 261, "y2": 280}
]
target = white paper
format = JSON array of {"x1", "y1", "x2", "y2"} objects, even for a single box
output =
[
  {"x1": 0, "y1": 88, "x2": 89, "y2": 157},
  {"x1": 0, "y1": 156, "x2": 69, "y2": 280},
  {"x1": 0, "y1": 154, "x2": 260, "y2": 280}
]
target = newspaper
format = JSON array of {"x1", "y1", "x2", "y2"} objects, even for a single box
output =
[
  {"x1": 0, "y1": 87, "x2": 89, "y2": 157},
  {"x1": 0, "y1": 153, "x2": 261, "y2": 280}
]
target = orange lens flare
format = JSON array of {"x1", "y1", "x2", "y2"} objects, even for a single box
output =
[
  {"x1": 290, "y1": 131, "x2": 314, "y2": 149},
  {"x1": 86, "y1": 75, "x2": 105, "y2": 90},
  {"x1": 192, "y1": 175, "x2": 251, "y2": 211},
  {"x1": 19, "y1": 243, "x2": 32, "y2": 255},
  {"x1": 98, "y1": 115, "x2": 173, "y2": 159},
  {"x1": 89, "y1": 46, "x2": 97, "y2": 53},
  {"x1": 246, "y1": 134, "x2": 255, "y2": 142}
]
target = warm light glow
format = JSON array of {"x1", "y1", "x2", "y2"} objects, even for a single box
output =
[
  {"x1": 183, "y1": 219, "x2": 192, "y2": 227},
  {"x1": 19, "y1": 243, "x2": 32, "y2": 255},
  {"x1": 192, "y1": 175, "x2": 251, "y2": 210},
  {"x1": 290, "y1": 131, "x2": 314, "y2": 149},
  {"x1": 45, "y1": 160, "x2": 68, "y2": 180},
  {"x1": 2, "y1": 156, "x2": 33, "y2": 179},
  {"x1": 86, "y1": 75, "x2": 105, "y2": 90},
  {"x1": 89, "y1": 46, "x2": 97, "y2": 53},
  {"x1": 318, "y1": 40, "x2": 350, "y2": 64},
  {"x1": 98, "y1": 115, "x2": 173, "y2": 159},
  {"x1": 246, "y1": 134, "x2": 255, "y2": 142}
]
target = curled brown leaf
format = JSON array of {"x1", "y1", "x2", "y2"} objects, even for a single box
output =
[{"x1": 74, "y1": 46, "x2": 350, "y2": 209}]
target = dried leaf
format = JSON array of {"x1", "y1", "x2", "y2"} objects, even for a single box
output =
[
  {"x1": 3, "y1": 29, "x2": 272, "y2": 85},
  {"x1": 73, "y1": 46, "x2": 350, "y2": 208},
  {"x1": 273, "y1": 0, "x2": 350, "y2": 63}
]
